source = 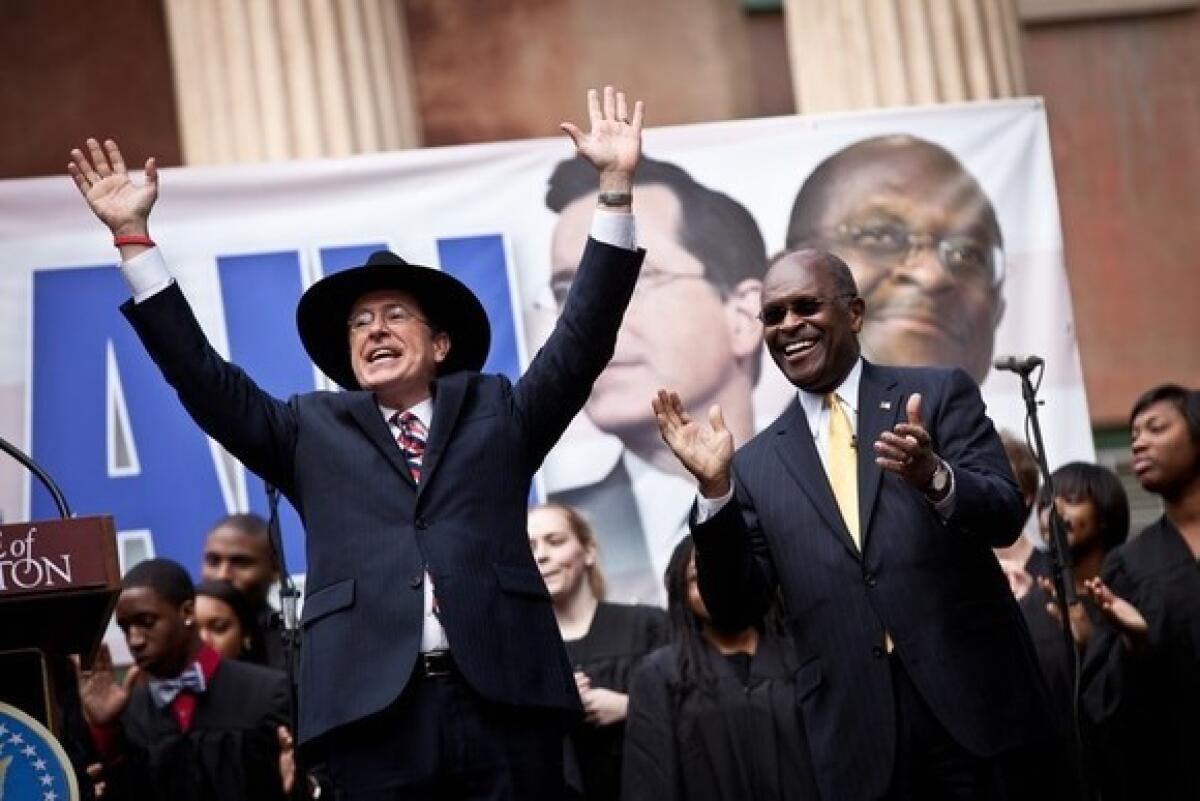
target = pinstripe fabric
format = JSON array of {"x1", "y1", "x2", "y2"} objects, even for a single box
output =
[
  {"x1": 692, "y1": 362, "x2": 1053, "y2": 801},
  {"x1": 122, "y1": 237, "x2": 645, "y2": 745}
]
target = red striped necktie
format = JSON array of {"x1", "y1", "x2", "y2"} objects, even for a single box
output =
[{"x1": 393, "y1": 411, "x2": 427, "y2": 483}]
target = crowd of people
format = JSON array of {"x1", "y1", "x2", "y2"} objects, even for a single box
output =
[{"x1": 52, "y1": 86, "x2": 1198, "y2": 801}]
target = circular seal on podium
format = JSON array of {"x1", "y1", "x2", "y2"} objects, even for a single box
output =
[{"x1": 0, "y1": 701, "x2": 78, "y2": 801}]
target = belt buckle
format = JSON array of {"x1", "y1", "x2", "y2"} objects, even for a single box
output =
[{"x1": 422, "y1": 651, "x2": 452, "y2": 678}]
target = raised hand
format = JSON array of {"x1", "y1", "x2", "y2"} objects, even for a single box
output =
[
  {"x1": 874, "y1": 393, "x2": 940, "y2": 490},
  {"x1": 68, "y1": 138, "x2": 158, "y2": 237},
  {"x1": 1084, "y1": 577, "x2": 1149, "y2": 653},
  {"x1": 653, "y1": 390, "x2": 734, "y2": 498},
  {"x1": 559, "y1": 86, "x2": 644, "y2": 194},
  {"x1": 78, "y1": 644, "x2": 139, "y2": 727}
]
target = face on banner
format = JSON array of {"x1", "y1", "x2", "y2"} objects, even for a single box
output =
[
  {"x1": 550, "y1": 183, "x2": 763, "y2": 447},
  {"x1": 786, "y1": 135, "x2": 1005, "y2": 384}
]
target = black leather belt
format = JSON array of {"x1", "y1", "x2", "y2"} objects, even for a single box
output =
[{"x1": 418, "y1": 650, "x2": 457, "y2": 678}]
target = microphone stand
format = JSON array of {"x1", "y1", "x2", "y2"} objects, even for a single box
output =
[
  {"x1": 0, "y1": 434, "x2": 71, "y2": 519},
  {"x1": 265, "y1": 484, "x2": 306, "y2": 799},
  {"x1": 1011, "y1": 364, "x2": 1087, "y2": 800}
]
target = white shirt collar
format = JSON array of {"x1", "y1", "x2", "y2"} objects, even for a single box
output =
[
  {"x1": 797, "y1": 357, "x2": 863, "y2": 435},
  {"x1": 379, "y1": 397, "x2": 434, "y2": 430}
]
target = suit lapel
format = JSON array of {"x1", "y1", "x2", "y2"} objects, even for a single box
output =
[
  {"x1": 348, "y1": 393, "x2": 416, "y2": 488},
  {"x1": 771, "y1": 398, "x2": 860, "y2": 559},
  {"x1": 856, "y1": 362, "x2": 901, "y2": 547},
  {"x1": 419, "y1": 374, "x2": 468, "y2": 496}
]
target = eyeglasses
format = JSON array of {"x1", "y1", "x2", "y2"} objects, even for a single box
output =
[
  {"x1": 550, "y1": 266, "x2": 711, "y2": 308},
  {"x1": 347, "y1": 304, "x2": 431, "y2": 333},
  {"x1": 758, "y1": 293, "x2": 856, "y2": 327},
  {"x1": 830, "y1": 222, "x2": 1004, "y2": 288}
]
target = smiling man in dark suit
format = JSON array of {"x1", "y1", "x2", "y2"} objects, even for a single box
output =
[
  {"x1": 69, "y1": 86, "x2": 647, "y2": 800},
  {"x1": 654, "y1": 248, "x2": 1053, "y2": 800}
]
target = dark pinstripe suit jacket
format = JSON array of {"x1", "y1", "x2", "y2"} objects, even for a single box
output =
[
  {"x1": 122, "y1": 238, "x2": 644, "y2": 744},
  {"x1": 693, "y1": 362, "x2": 1051, "y2": 801}
]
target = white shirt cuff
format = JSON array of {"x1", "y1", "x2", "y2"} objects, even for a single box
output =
[
  {"x1": 589, "y1": 210, "x2": 637, "y2": 251},
  {"x1": 694, "y1": 485, "x2": 735, "y2": 524},
  {"x1": 121, "y1": 247, "x2": 174, "y2": 303}
]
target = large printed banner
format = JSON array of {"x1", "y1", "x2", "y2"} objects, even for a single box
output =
[{"x1": 0, "y1": 99, "x2": 1091, "y2": 603}]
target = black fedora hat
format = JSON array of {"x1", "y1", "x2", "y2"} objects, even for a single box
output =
[{"x1": 296, "y1": 251, "x2": 491, "y2": 390}]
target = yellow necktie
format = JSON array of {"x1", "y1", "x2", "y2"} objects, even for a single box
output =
[{"x1": 826, "y1": 392, "x2": 860, "y2": 549}]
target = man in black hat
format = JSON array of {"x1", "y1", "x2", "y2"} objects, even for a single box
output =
[{"x1": 68, "y1": 85, "x2": 647, "y2": 800}]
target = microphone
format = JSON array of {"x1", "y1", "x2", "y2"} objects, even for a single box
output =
[{"x1": 992, "y1": 354, "x2": 1044, "y2": 375}]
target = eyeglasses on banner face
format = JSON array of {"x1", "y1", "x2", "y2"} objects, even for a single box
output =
[
  {"x1": 550, "y1": 266, "x2": 711, "y2": 308},
  {"x1": 830, "y1": 222, "x2": 1005, "y2": 288}
]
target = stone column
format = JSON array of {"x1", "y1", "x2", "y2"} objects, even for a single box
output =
[
  {"x1": 782, "y1": 0, "x2": 1026, "y2": 113},
  {"x1": 162, "y1": 0, "x2": 421, "y2": 165}
]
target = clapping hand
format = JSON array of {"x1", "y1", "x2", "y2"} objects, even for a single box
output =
[
  {"x1": 653, "y1": 390, "x2": 734, "y2": 498},
  {"x1": 874, "y1": 393, "x2": 941, "y2": 491}
]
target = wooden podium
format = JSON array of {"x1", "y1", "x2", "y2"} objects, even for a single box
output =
[{"x1": 0, "y1": 515, "x2": 120, "y2": 735}]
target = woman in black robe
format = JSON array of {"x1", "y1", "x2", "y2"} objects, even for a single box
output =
[
  {"x1": 1080, "y1": 384, "x2": 1200, "y2": 801},
  {"x1": 621, "y1": 536, "x2": 819, "y2": 801},
  {"x1": 1019, "y1": 461, "x2": 1130, "y2": 799},
  {"x1": 528, "y1": 502, "x2": 668, "y2": 801}
]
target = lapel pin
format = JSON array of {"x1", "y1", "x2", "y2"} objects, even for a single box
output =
[{"x1": 880, "y1": 400, "x2": 892, "y2": 410}]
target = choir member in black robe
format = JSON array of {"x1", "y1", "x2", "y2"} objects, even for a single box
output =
[
  {"x1": 1081, "y1": 385, "x2": 1200, "y2": 801},
  {"x1": 1018, "y1": 461, "x2": 1130, "y2": 799},
  {"x1": 621, "y1": 536, "x2": 819, "y2": 801},
  {"x1": 81, "y1": 558, "x2": 292, "y2": 801},
  {"x1": 529, "y1": 502, "x2": 669, "y2": 801}
]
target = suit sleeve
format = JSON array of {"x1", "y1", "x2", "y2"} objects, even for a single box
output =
[
  {"x1": 934, "y1": 368, "x2": 1025, "y2": 547},
  {"x1": 690, "y1": 471, "x2": 777, "y2": 632},
  {"x1": 621, "y1": 655, "x2": 681, "y2": 801},
  {"x1": 121, "y1": 283, "x2": 300, "y2": 494},
  {"x1": 511, "y1": 237, "x2": 643, "y2": 465}
]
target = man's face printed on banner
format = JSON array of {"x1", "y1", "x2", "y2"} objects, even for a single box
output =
[
  {"x1": 789, "y1": 136, "x2": 1005, "y2": 384},
  {"x1": 551, "y1": 184, "x2": 756, "y2": 439}
]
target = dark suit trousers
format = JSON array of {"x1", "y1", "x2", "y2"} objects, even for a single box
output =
[
  {"x1": 310, "y1": 663, "x2": 564, "y2": 800},
  {"x1": 888, "y1": 655, "x2": 1056, "y2": 801}
]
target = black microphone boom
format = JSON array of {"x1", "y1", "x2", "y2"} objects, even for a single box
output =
[{"x1": 993, "y1": 354, "x2": 1044, "y2": 375}]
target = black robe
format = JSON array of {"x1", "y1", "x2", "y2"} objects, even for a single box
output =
[
  {"x1": 1082, "y1": 516, "x2": 1200, "y2": 801},
  {"x1": 622, "y1": 632, "x2": 820, "y2": 801},
  {"x1": 109, "y1": 658, "x2": 291, "y2": 801},
  {"x1": 1019, "y1": 584, "x2": 1126, "y2": 799},
  {"x1": 563, "y1": 602, "x2": 668, "y2": 801}
]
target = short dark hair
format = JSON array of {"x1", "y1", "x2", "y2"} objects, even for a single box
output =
[
  {"x1": 786, "y1": 134, "x2": 1003, "y2": 253},
  {"x1": 123, "y1": 558, "x2": 195, "y2": 607},
  {"x1": 1130, "y1": 383, "x2": 1200, "y2": 443},
  {"x1": 195, "y1": 579, "x2": 269, "y2": 664},
  {"x1": 209, "y1": 512, "x2": 270, "y2": 541},
  {"x1": 1038, "y1": 462, "x2": 1130, "y2": 553},
  {"x1": 546, "y1": 155, "x2": 767, "y2": 294},
  {"x1": 767, "y1": 248, "x2": 859, "y2": 299}
]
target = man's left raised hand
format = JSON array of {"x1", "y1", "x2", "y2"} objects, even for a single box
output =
[
  {"x1": 559, "y1": 86, "x2": 644, "y2": 199},
  {"x1": 874, "y1": 393, "x2": 942, "y2": 492}
]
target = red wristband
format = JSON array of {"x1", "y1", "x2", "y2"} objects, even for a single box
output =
[{"x1": 113, "y1": 234, "x2": 155, "y2": 248}]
